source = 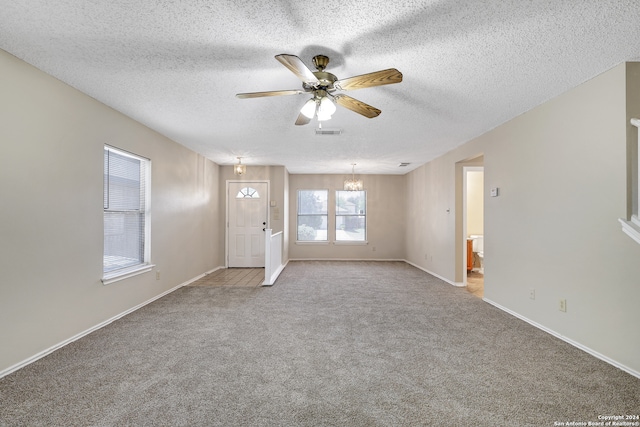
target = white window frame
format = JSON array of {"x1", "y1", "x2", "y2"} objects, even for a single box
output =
[
  {"x1": 102, "y1": 145, "x2": 153, "y2": 285},
  {"x1": 335, "y1": 190, "x2": 367, "y2": 245},
  {"x1": 619, "y1": 118, "x2": 640, "y2": 244},
  {"x1": 296, "y1": 189, "x2": 329, "y2": 243}
]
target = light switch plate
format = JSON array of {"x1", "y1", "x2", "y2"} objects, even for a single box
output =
[{"x1": 491, "y1": 187, "x2": 499, "y2": 197}]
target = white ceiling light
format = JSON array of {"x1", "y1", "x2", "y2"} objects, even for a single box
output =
[
  {"x1": 317, "y1": 96, "x2": 336, "y2": 121},
  {"x1": 300, "y1": 99, "x2": 317, "y2": 119},
  {"x1": 344, "y1": 163, "x2": 363, "y2": 191}
]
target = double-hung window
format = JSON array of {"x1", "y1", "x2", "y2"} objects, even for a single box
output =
[
  {"x1": 335, "y1": 190, "x2": 366, "y2": 242},
  {"x1": 103, "y1": 146, "x2": 152, "y2": 283},
  {"x1": 297, "y1": 190, "x2": 328, "y2": 241}
]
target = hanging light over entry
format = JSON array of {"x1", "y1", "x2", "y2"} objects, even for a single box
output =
[
  {"x1": 234, "y1": 157, "x2": 246, "y2": 175},
  {"x1": 344, "y1": 163, "x2": 363, "y2": 191}
]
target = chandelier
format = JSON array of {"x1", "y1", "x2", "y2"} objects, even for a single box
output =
[{"x1": 344, "y1": 163, "x2": 363, "y2": 191}]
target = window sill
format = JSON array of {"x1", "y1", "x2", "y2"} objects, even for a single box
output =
[
  {"x1": 334, "y1": 241, "x2": 368, "y2": 245},
  {"x1": 102, "y1": 263, "x2": 155, "y2": 285},
  {"x1": 296, "y1": 241, "x2": 329, "y2": 245},
  {"x1": 619, "y1": 215, "x2": 640, "y2": 245}
]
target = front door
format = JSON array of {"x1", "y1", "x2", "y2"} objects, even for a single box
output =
[{"x1": 228, "y1": 182, "x2": 268, "y2": 267}]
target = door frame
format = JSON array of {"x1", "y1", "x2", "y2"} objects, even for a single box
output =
[
  {"x1": 454, "y1": 155, "x2": 484, "y2": 285},
  {"x1": 462, "y1": 166, "x2": 484, "y2": 285},
  {"x1": 225, "y1": 180, "x2": 270, "y2": 267}
]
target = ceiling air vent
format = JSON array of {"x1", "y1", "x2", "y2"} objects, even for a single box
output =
[
  {"x1": 398, "y1": 162, "x2": 411, "y2": 167},
  {"x1": 315, "y1": 128, "x2": 342, "y2": 135}
]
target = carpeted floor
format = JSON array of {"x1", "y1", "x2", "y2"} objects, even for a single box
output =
[{"x1": 0, "y1": 261, "x2": 638, "y2": 426}]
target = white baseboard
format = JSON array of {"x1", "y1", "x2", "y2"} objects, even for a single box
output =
[
  {"x1": 0, "y1": 267, "x2": 224, "y2": 380},
  {"x1": 289, "y1": 258, "x2": 406, "y2": 262},
  {"x1": 402, "y1": 260, "x2": 463, "y2": 287},
  {"x1": 483, "y1": 298, "x2": 640, "y2": 380}
]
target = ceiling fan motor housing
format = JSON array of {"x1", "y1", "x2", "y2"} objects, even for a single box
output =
[{"x1": 312, "y1": 55, "x2": 330, "y2": 71}]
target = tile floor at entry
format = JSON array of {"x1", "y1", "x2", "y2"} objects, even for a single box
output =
[
  {"x1": 189, "y1": 268, "x2": 264, "y2": 288},
  {"x1": 466, "y1": 271, "x2": 484, "y2": 298}
]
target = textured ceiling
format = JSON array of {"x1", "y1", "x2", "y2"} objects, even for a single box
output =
[{"x1": 2, "y1": 1, "x2": 640, "y2": 174}]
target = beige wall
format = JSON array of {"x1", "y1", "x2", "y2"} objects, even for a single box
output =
[
  {"x1": 0, "y1": 50, "x2": 223, "y2": 373},
  {"x1": 288, "y1": 174, "x2": 406, "y2": 260},
  {"x1": 405, "y1": 62, "x2": 640, "y2": 375}
]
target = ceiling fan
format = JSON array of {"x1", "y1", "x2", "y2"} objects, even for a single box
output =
[{"x1": 236, "y1": 54, "x2": 403, "y2": 125}]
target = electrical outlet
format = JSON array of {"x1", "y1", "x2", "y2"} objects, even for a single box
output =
[
  {"x1": 372, "y1": 246, "x2": 376, "y2": 252},
  {"x1": 529, "y1": 289, "x2": 535, "y2": 300},
  {"x1": 156, "y1": 271, "x2": 161, "y2": 280},
  {"x1": 559, "y1": 299, "x2": 567, "y2": 312}
]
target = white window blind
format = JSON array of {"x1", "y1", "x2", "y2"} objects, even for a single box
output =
[{"x1": 103, "y1": 146, "x2": 149, "y2": 274}]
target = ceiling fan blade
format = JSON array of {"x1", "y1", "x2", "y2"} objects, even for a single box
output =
[
  {"x1": 275, "y1": 54, "x2": 320, "y2": 86},
  {"x1": 334, "y1": 68, "x2": 403, "y2": 91},
  {"x1": 333, "y1": 94, "x2": 381, "y2": 118},
  {"x1": 236, "y1": 89, "x2": 303, "y2": 99},
  {"x1": 295, "y1": 112, "x2": 312, "y2": 126}
]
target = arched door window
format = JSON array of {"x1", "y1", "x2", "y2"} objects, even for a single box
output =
[{"x1": 236, "y1": 187, "x2": 260, "y2": 199}]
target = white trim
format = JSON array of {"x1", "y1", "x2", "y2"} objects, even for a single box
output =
[
  {"x1": 622, "y1": 118, "x2": 640, "y2": 245},
  {"x1": 295, "y1": 241, "x2": 330, "y2": 245},
  {"x1": 403, "y1": 259, "x2": 463, "y2": 287},
  {"x1": 333, "y1": 240, "x2": 368, "y2": 245},
  {"x1": 102, "y1": 263, "x2": 155, "y2": 285},
  {"x1": 618, "y1": 215, "x2": 640, "y2": 245},
  {"x1": 290, "y1": 258, "x2": 405, "y2": 262},
  {"x1": 0, "y1": 266, "x2": 224, "y2": 380},
  {"x1": 263, "y1": 259, "x2": 289, "y2": 287},
  {"x1": 483, "y1": 298, "x2": 640, "y2": 380}
]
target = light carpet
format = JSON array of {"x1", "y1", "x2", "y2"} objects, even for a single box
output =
[{"x1": 1, "y1": 261, "x2": 638, "y2": 426}]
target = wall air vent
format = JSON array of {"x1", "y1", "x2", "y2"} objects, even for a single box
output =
[
  {"x1": 398, "y1": 162, "x2": 411, "y2": 167},
  {"x1": 315, "y1": 128, "x2": 342, "y2": 135}
]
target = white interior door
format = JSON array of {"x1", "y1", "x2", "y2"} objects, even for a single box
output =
[{"x1": 228, "y1": 182, "x2": 268, "y2": 267}]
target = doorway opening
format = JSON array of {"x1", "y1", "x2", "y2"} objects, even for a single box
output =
[
  {"x1": 455, "y1": 155, "x2": 484, "y2": 297},
  {"x1": 464, "y1": 166, "x2": 484, "y2": 298}
]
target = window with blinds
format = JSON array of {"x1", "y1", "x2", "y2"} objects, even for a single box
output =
[{"x1": 103, "y1": 146, "x2": 150, "y2": 276}]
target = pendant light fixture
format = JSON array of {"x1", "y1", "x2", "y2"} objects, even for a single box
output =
[
  {"x1": 344, "y1": 163, "x2": 363, "y2": 191},
  {"x1": 234, "y1": 157, "x2": 246, "y2": 175}
]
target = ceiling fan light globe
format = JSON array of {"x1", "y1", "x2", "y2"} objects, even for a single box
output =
[
  {"x1": 300, "y1": 99, "x2": 317, "y2": 119},
  {"x1": 317, "y1": 112, "x2": 332, "y2": 121},
  {"x1": 319, "y1": 96, "x2": 336, "y2": 116}
]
